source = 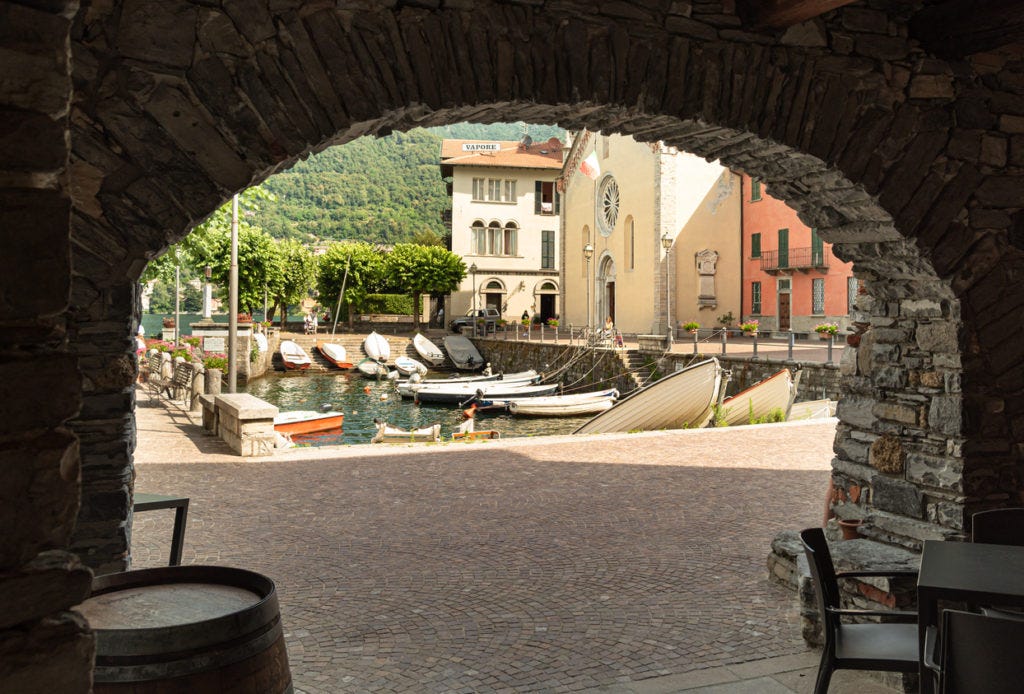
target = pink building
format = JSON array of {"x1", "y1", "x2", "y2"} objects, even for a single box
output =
[{"x1": 741, "y1": 175, "x2": 856, "y2": 334}]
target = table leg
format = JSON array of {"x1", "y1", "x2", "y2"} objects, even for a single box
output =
[
  {"x1": 169, "y1": 500, "x2": 189, "y2": 566},
  {"x1": 918, "y1": 588, "x2": 937, "y2": 694}
]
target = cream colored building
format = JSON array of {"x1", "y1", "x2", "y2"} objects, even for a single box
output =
[
  {"x1": 559, "y1": 131, "x2": 742, "y2": 336},
  {"x1": 440, "y1": 137, "x2": 565, "y2": 325}
]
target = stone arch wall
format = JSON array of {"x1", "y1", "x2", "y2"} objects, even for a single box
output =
[{"x1": 56, "y1": 2, "x2": 1022, "y2": 573}]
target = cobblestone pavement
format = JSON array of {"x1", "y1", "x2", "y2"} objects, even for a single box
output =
[{"x1": 131, "y1": 390, "x2": 871, "y2": 693}]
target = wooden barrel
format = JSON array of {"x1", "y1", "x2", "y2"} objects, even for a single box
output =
[{"x1": 80, "y1": 565, "x2": 292, "y2": 694}]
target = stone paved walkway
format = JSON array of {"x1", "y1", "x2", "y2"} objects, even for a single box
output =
[{"x1": 130, "y1": 389, "x2": 894, "y2": 693}]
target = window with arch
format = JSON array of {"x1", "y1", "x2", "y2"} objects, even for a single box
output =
[
  {"x1": 471, "y1": 219, "x2": 517, "y2": 256},
  {"x1": 627, "y1": 217, "x2": 635, "y2": 270}
]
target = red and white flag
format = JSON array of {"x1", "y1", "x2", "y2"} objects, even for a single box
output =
[{"x1": 579, "y1": 152, "x2": 600, "y2": 180}]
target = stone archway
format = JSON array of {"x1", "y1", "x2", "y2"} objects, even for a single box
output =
[
  {"x1": 7, "y1": 1, "x2": 1024, "y2": 687},
  {"x1": 597, "y1": 254, "x2": 617, "y2": 327}
]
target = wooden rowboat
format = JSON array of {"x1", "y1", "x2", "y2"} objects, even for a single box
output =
[
  {"x1": 716, "y1": 368, "x2": 794, "y2": 426},
  {"x1": 316, "y1": 341, "x2": 353, "y2": 369},
  {"x1": 370, "y1": 420, "x2": 441, "y2": 443},
  {"x1": 363, "y1": 331, "x2": 391, "y2": 362},
  {"x1": 279, "y1": 340, "x2": 312, "y2": 370},
  {"x1": 394, "y1": 355, "x2": 427, "y2": 376},
  {"x1": 573, "y1": 358, "x2": 721, "y2": 435},
  {"x1": 273, "y1": 410, "x2": 344, "y2": 435}
]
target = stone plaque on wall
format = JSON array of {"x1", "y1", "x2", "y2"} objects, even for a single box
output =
[{"x1": 696, "y1": 249, "x2": 719, "y2": 308}]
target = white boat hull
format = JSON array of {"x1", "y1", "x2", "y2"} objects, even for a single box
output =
[
  {"x1": 279, "y1": 340, "x2": 312, "y2": 370},
  {"x1": 356, "y1": 358, "x2": 388, "y2": 378},
  {"x1": 363, "y1": 331, "x2": 391, "y2": 362},
  {"x1": 414, "y1": 382, "x2": 559, "y2": 404},
  {"x1": 574, "y1": 358, "x2": 721, "y2": 435},
  {"x1": 397, "y1": 372, "x2": 539, "y2": 399},
  {"x1": 718, "y1": 369, "x2": 794, "y2": 426},
  {"x1": 394, "y1": 355, "x2": 427, "y2": 376},
  {"x1": 510, "y1": 398, "x2": 615, "y2": 417},
  {"x1": 413, "y1": 333, "x2": 446, "y2": 366},
  {"x1": 787, "y1": 399, "x2": 837, "y2": 420},
  {"x1": 371, "y1": 421, "x2": 441, "y2": 443}
]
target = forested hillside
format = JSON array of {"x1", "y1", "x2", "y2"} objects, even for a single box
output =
[{"x1": 255, "y1": 122, "x2": 566, "y2": 244}]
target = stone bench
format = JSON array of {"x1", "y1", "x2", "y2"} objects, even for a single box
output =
[{"x1": 213, "y1": 393, "x2": 278, "y2": 457}]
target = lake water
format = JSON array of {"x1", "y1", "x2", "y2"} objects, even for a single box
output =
[{"x1": 243, "y1": 373, "x2": 591, "y2": 446}]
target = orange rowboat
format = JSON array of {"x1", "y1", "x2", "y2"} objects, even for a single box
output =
[
  {"x1": 316, "y1": 341, "x2": 353, "y2": 369},
  {"x1": 273, "y1": 410, "x2": 344, "y2": 436}
]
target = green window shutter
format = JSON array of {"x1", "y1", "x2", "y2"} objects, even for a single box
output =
[
  {"x1": 811, "y1": 228, "x2": 823, "y2": 265},
  {"x1": 778, "y1": 228, "x2": 789, "y2": 268},
  {"x1": 751, "y1": 233, "x2": 761, "y2": 259},
  {"x1": 534, "y1": 181, "x2": 542, "y2": 215},
  {"x1": 751, "y1": 179, "x2": 762, "y2": 202}
]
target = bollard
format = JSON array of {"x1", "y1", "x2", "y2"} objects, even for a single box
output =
[
  {"x1": 693, "y1": 330, "x2": 699, "y2": 355},
  {"x1": 788, "y1": 332, "x2": 795, "y2": 360},
  {"x1": 827, "y1": 335, "x2": 834, "y2": 364},
  {"x1": 752, "y1": 332, "x2": 758, "y2": 359},
  {"x1": 721, "y1": 328, "x2": 727, "y2": 355}
]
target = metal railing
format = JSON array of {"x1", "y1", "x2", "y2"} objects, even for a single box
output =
[
  {"x1": 759, "y1": 247, "x2": 829, "y2": 273},
  {"x1": 479, "y1": 324, "x2": 843, "y2": 364}
]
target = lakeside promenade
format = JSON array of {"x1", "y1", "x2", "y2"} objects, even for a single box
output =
[{"x1": 130, "y1": 389, "x2": 892, "y2": 693}]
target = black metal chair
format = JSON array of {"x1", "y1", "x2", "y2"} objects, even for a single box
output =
[
  {"x1": 923, "y1": 609, "x2": 1024, "y2": 693},
  {"x1": 799, "y1": 527, "x2": 920, "y2": 694},
  {"x1": 970, "y1": 507, "x2": 1024, "y2": 546}
]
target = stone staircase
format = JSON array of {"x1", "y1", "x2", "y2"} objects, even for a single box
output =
[{"x1": 617, "y1": 349, "x2": 651, "y2": 390}]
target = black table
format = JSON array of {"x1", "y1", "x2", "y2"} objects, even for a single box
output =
[
  {"x1": 133, "y1": 492, "x2": 190, "y2": 566},
  {"x1": 917, "y1": 540, "x2": 1024, "y2": 694}
]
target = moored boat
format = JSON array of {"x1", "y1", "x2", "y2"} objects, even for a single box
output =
[
  {"x1": 370, "y1": 420, "x2": 441, "y2": 443},
  {"x1": 413, "y1": 333, "x2": 446, "y2": 366},
  {"x1": 316, "y1": 341, "x2": 353, "y2": 369},
  {"x1": 573, "y1": 358, "x2": 722, "y2": 435},
  {"x1": 394, "y1": 355, "x2": 428, "y2": 376},
  {"x1": 413, "y1": 381, "x2": 559, "y2": 405},
  {"x1": 396, "y1": 370, "x2": 539, "y2": 398},
  {"x1": 716, "y1": 368, "x2": 794, "y2": 426},
  {"x1": 363, "y1": 331, "x2": 391, "y2": 362},
  {"x1": 280, "y1": 340, "x2": 312, "y2": 370},
  {"x1": 273, "y1": 410, "x2": 344, "y2": 435},
  {"x1": 442, "y1": 334, "x2": 485, "y2": 371},
  {"x1": 787, "y1": 399, "x2": 837, "y2": 420},
  {"x1": 356, "y1": 357, "x2": 389, "y2": 378},
  {"x1": 509, "y1": 392, "x2": 618, "y2": 417}
]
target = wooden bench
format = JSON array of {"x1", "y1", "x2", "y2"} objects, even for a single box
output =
[
  {"x1": 168, "y1": 362, "x2": 196, "y2": 406},
  {"x1": 146, "y1": 353, "x2": 172, "y2": 396}
]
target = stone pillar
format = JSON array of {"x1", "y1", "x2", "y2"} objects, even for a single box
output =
[{"x1": 0, "y1": 1, "x2": 96, "y2": 691}]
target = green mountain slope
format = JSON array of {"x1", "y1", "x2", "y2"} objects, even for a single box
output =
[{"x1": 255, "y1": 122, "x2": 566, "y2": 245}]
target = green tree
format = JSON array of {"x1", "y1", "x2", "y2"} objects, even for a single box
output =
[
  {"x1": 205, "y1": 226, "x2": 283, "y2": 314},
  {"x1": 146, "y1": 279, "x2": 202, "y2": 314},
  {"x1": 384, "y1": 244, "x2": 466, "y2": 328},
  {"x1": 271, "y1": 240, "x2": 317, "y2": 326},
  {"x1": 316, "y1": 242, "x2": 386, "y2": 328}
]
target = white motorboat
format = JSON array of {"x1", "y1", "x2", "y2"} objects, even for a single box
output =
[
  {"x1": 370, "y1": 420, "x2": 441, "y2": 443},
  {"x1": 394, "y1": 355, "x2": 428, "y2": 376},
  {"x1": 574, "y1": 358, "x2": 722, "y2": 435},
  {"x1": 442, "y1": 334, "x2": 485, "y2": 371},
  {"x1": 413, "y1": 381, "x2": 559, "y2": 405},
  {"x1": 279, "y1": 340, "x2": 312, "y2": 370},
  {"x1": 716, "y1": 368, "x2": 794, "y2": 426},
  {"x1": 396, "y1": 371, "x2": 540, "y2": 398},
  {"x1": 363, "y1": 331, "x2": 391, "y2": 362},
  {"x1": 413, "y1": 333, "x2": 446, "y2": 366}
]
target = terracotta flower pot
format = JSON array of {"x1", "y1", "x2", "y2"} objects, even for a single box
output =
[{"x1": 838, "y1": 519, "x2": 863, "y2": 540}]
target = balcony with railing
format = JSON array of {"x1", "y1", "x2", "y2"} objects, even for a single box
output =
[{"x1": 759, "y1": 247, "x2": 829, "y2": 274}]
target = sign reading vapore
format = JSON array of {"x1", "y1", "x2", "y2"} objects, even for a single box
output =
[{"x1": 462, "y1": 143, "x2": 500, "y2": 152}]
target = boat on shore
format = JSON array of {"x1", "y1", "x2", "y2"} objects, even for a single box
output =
[
  {"x1": 394, "y1": 355, "x2": 428, "y2": 376},
  {"x1": 273, "y1": 410, "x2": 344, "y2": 435},
  {"x1": 356, "y1": 357, "x2": 389, "y2": 378},
  {"x1": 788, "y1": 399, "x2": 837, "y2": 420},
  {"x1": 443, "y1": 334, "x2": 485, "y2": 370},
  {"x1": 280, "y1": 340, "x2": 312, "y2": 370},
  {"x1": 573, "y1": 358, "x2": 722, "y2": 435},
  {"x1": 414, "y1": 381, "x2": 559, "y2": 405},
  {"x1": 370, "y1": 420, "x2": 441, "y2": 443},
  {"x1": 316, "y1": 341, "x2": 353, "y2": 369},
  {"x1": 363, "y1": 331, "x2": 391, "y2": 363},
  {"x1": 413, "y1": 333, "x2": 446, "y2": 367},
  {"x1": 716, "y1": 368, "x2": 794, "y2": 426}
]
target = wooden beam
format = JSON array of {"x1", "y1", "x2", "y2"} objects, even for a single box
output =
[
  {"x1": 910, "y1": 0, "x2": 1024, "y2": 58},
  {"x1": 737, "y1": 0, "x2": 858, "y2": 29}
]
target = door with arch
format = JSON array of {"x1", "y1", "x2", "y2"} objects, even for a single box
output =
[
  {"x1": 536, "y1": 280, "x2": 559, "y2": 323},
  {"x1": 598, "y1": 256, "x2": 617, "y2": 326}
]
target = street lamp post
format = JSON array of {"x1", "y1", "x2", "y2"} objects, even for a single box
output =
[
  {"x1": 661, "y1": 233, "x2": 673, "y2": 342},
  {"x1": 583, "y1": 243, "x2": 594, "y2": 335},
  {"x1": 203, "y1": 265, "x2": 212, "y2": 319},
  {"x1": 469, "y1": 262, "x2": 478, "y2": 338}
]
